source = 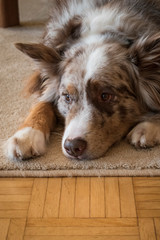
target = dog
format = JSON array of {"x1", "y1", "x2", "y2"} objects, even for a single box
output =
[{"x1": 5, "y1": 0, "x2": 160, "y2": 160}]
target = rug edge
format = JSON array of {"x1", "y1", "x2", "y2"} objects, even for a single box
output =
[{"x1": 0, "y1": 169, "x2": 160, "y2": 177}]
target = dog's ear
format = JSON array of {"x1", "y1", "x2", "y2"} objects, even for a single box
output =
[
  {"x1": 15, "y1": 43, "x2": 62, "y2": 99},
  {"x1": 15, "y1": 43, "x2": 62, "y2": 74},
  {"x1": 129, "y1": 33, "x2": 160, "y2": 111}
]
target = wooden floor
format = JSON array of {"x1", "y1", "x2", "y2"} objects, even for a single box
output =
[{"x1": 0, "y1": 177, "x2": 160, "y2": 240}]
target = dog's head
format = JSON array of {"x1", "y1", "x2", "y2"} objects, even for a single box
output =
[{"x1": 16, "y1": 32, "x2": 160, "y2": 159}]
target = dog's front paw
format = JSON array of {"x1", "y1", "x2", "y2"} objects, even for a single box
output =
[
  {"x1": 127, "y1": 122, "x2": 160, "y2": 148},
  {"x1": 4, "y1": 127, "x2": 46, "y2": 160}
]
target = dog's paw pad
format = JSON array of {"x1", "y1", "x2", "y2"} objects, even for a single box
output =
[
  {"x1": 4, "y1": 127, "x2": 46, "y2": 161},
  {"x1": 127, "y1": 122, "x2": 160, "y2": 148}
]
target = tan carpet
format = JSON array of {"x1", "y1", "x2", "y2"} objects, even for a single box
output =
[{"x1": 0, "y1": 0, "x2": 160, "y2": 177}]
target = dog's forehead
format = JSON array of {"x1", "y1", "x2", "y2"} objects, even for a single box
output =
[
  {"x1": 62, "y1": 44, "x2": 108, "y2": 88},
  {"x1": 85, "y1": 45, "x2": 108, "y2": 80}
]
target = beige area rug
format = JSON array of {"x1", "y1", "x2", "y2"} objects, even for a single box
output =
[{"x1": 0, "y1": 2, "x2": 160, "y2": 177}]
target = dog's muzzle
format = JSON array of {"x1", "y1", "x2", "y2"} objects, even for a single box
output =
[{"x1": 64, "y1": 137, "x2": 87, "y2": 158}]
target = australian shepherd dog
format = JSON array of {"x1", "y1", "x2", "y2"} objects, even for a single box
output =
[{"x1": 5, "y1": 0, "x2": 160, "y2": 160}]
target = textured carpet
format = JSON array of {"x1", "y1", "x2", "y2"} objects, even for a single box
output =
[{"x1": 0, "y1": 0, "x2": 160, "y2": 177}]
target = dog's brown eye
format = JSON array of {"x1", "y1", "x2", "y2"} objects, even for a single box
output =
[
  {"x1": 101, "y1": 93, "x2": 115, "y2": 102},
  {"x1": 64, "y1": 94, "x2": 72, "y2": 103}
]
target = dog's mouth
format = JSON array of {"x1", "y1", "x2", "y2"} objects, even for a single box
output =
[{"x1": 63, "y1": 149, "x2": 91, "y2": 161}]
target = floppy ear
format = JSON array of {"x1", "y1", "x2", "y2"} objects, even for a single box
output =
[
  {"x1": 15, "y1": 43, "x2": 62, "y2": 99},
  {"x1": 15, "y1": 43, "x2": 62, "y2": 74},
  {"x1": 129, "y1": 33, "x2": 160, "y2": 111}
]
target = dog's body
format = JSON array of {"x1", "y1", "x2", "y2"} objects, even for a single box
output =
[{"x1": 5, "y1": 0, "x2": 160, "y2": 160}]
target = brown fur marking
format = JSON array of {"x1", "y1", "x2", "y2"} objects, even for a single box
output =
[
  {"x1": 19, "y1": 102, "x2": 56, "y2": 138},
  {"x1": 22, "y1": 71, "x2": 41, "y2": 97},
  {"x1": 67, "y1": 84, "x2": 78, "y2": 96}
]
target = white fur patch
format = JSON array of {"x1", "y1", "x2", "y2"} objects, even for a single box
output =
[
  {"x1": 140, "y1": 135, "x2": 146, "y2": 146},
  {"x1": 85, "y1": 45, "x2": 108, "y2": 80},
  {"x1": 82, "y1": 7, "x2": 126, "y2": 37},
  {"x1": 131, "y1": 132, "x2": 147, "y2": 147},
  {"x1": 4, "y1": 127, "x2": 46, "y2": 161},
  {"x1": 82, "y1": 34, "x2": 105, "y2": 45}
]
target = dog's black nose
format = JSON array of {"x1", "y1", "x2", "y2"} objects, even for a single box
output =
[{"x1": 64, "y1": 138, "x2": 87, "y2": 157}]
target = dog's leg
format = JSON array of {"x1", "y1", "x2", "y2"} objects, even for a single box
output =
[
  {"x1": 127, "y1": 119, "x2": 160, "y2": 148},
  {"x1": 5, "y1": 102, "x2": 56, "y2": 160}
]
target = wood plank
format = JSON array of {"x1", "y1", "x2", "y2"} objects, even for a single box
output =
[
  {"x1": 0, "y1": 195, "x2": 30, "y2": 201},
  {"x1": 0, "y1": 181, "x2": 33, "y2": 188},
  {"x1": 24, "y1": 236, "x2": 140, "y2": 240},
  {"x1": 28, "y1": 179, "x2": 48, "y2": 218},
  {"x1": 0, "y1": 201, "x2": 29, "y2": 210},
  {"x1": 154, "y1": 218, "x2": 160, "y2": 239},
  {"x1": 25, "y1": 226, "x2": 139, "y2": 236},
  {"x1": 139, "y1": 218, "x2": 156, "y2": 240},
  {"x1": 0, "y1": 219, "x2": 10, "y2": 240},
  {"x1": 133, "y1": 179, "x2": 160, "y2": 187},
  {"x1": 59, "y1": 178, "x2": 76, "y2": 218},
  {"x1": 105, "y1": 177, "x2": 120, "y2": 217},
  {"x1": 134, "y1": 187, "x2": 160, "y2": 194},
  {"x1": 75, "y1": 177, "x2": 90, "y2": 218},
  {"x1": 134, "y1": 177, "x2": 160, "y2": 180},
  {"x1": 43, "y1": 178, "x2": 62, "y2": 218},
  {"x1": 137, "y1": 210, "x2": 160, "y2": 217},
  {"x1": 90, "y1": 177, "x2": 105, "y2": 218},
  {"x1": 0, "y1": 188, "x2": 32, "y2": 195},
  {"x1": 137, "y1": 201, "x2": 160, "y2": 210},
  {"x1": 7, "y1": 219, "x2": 26, "y2": 240},
  {"x1": 119, "y1": 178, "x2": 136, "y2": 217},
  {"x1": 135, "y1": 194, "x2": 160, "y2": 202},
  {"x1": 27, "y1": 218, "x2": 138, "y2": 227},
  {"x1": 0, "y1": 210, "x2": 27, "y2": 218},
  {"x1": 0, "y1": 178, "x2": 34, "y2": 181}
]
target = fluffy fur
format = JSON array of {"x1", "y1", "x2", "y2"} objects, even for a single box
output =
[{"x1": 5, "y1": 0, "x2": 160, "y2": 160}]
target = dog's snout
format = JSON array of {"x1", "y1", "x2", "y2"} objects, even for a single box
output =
[{"x1": 64, "y1": 138, "x2": 87, "y2": 158}]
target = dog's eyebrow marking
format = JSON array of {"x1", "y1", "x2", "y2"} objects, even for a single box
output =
[{"x1": 67, "y1": 84, "x2": 78, "y2": 95}]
